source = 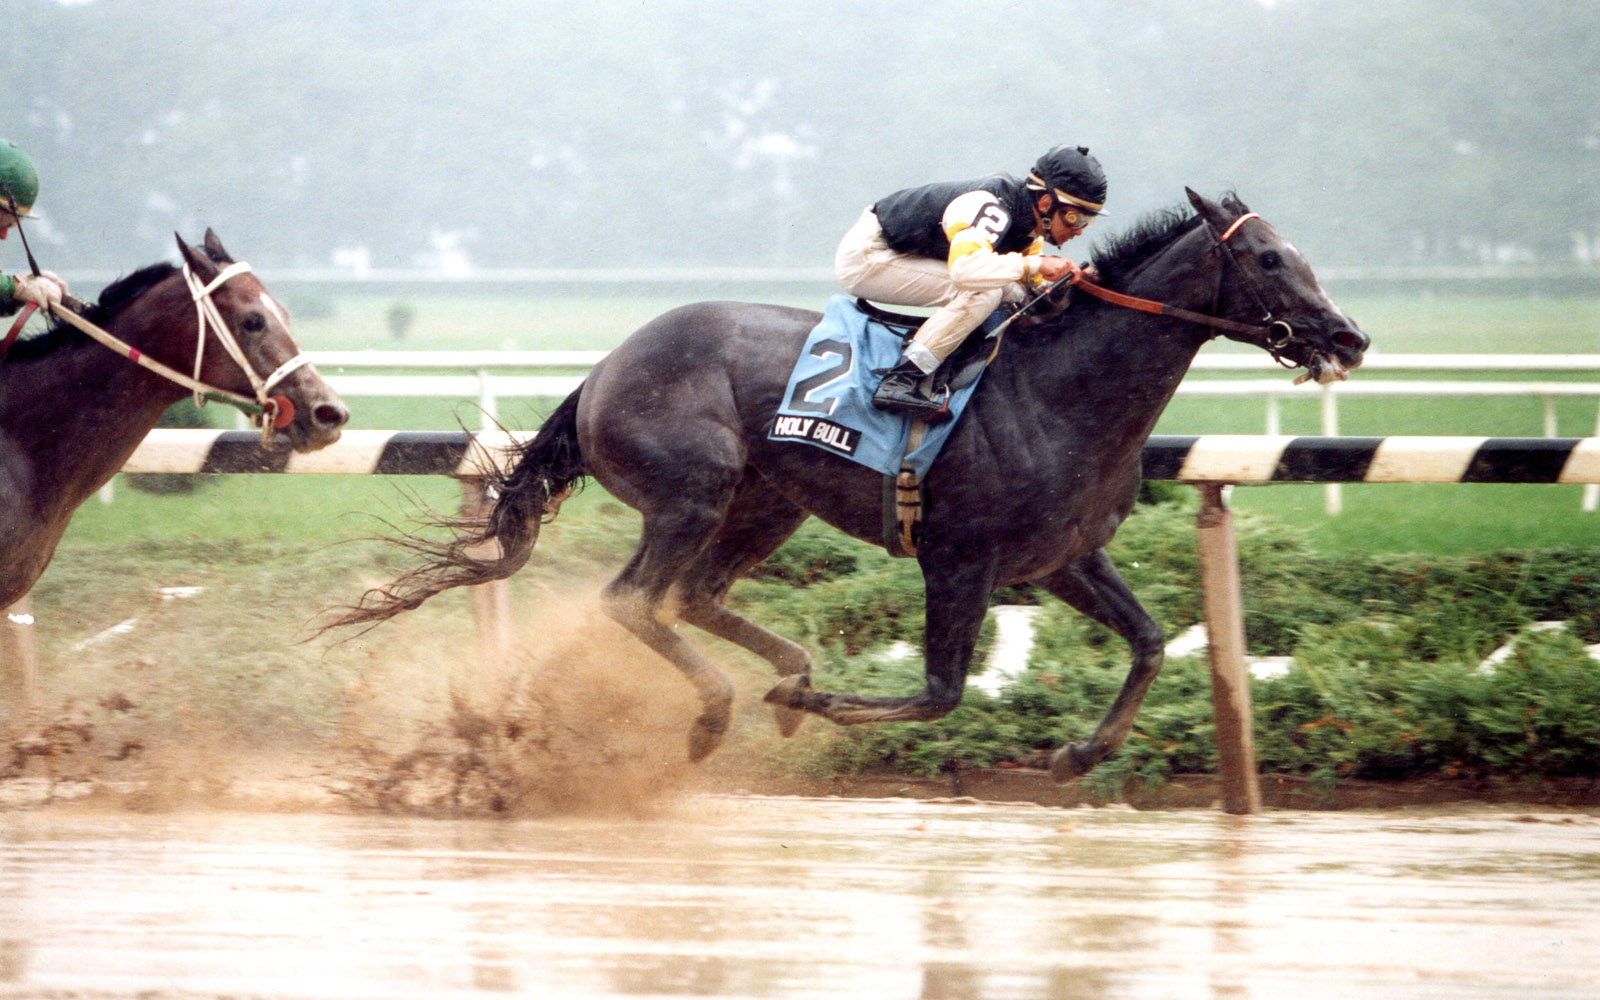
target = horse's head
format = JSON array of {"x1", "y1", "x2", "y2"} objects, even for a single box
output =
[
  {"x1": 1186, "y1": 189, "x2": 1369, "y2": 385},
  {"x1": 175, "y1": 230, "x2": 349, "y2": 450}
]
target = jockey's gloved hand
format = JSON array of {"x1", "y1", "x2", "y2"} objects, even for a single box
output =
[{"x1": 13, "y1": 271, "x2": 66, "y2": 309}]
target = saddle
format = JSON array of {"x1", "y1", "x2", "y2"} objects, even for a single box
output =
[
  {"x1": 770, "y1": 294, "x2": 1035, "y2": 558},
  {"x1": 852, "y1": 297, "x2": 1010, "y2": 411}
]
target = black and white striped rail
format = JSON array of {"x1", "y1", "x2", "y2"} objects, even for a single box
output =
[
  {"x1": 122, "y1": 430, "x2": 522, "y2": 477},
  {"x1": 120, "y1": 430, "x2": 1600, "y2": 484},
  {"x1": 1142, "y1": 435, "x2": 1600, "y2": 484}
]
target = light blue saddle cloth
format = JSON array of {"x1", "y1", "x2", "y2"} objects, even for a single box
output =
[{"x1": 767, "y1": 295, "x2": 996, "y2": 478}]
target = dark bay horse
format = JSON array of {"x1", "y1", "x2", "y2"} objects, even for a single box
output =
[
  {"x1": 335, "y1": 190, "x2": 1368, "y2": 780},
  {"x1": 0, "y1": 232, "x2": 349, "y2": 609}
]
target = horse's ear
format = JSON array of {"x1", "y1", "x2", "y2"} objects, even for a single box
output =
[
  {"x1": 202, "y1": 228, "x2": 232, "y2": 262},
  {"x1": 1185, "y1": 188, "x2": 1228, "y2": 228},
  {"x1": 175, "y1": 233, "x2": 218, "y2": 281}
]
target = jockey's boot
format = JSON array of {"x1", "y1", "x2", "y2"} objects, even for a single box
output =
[{"x1": 871, "y1": 359, "x2": 944, "y2": 418}]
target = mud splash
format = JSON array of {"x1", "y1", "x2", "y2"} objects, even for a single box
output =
[
  {"x1": 331, "y1": 593, "x2": 702, "y2": 817},
  {"x1": 4, "y1": 588, "x2": 709, "y2": 817}
]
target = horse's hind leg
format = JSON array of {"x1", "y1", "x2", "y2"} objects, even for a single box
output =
[
  {"x1": 600, "y1": 499, "x2": 742, "y2": 763},
  {"x1": 1036, "y1": 548, "x2": 1165, "y2": 781},
  {"x1": 673, "y1": 472, "x2": 813, "y2": 736}
]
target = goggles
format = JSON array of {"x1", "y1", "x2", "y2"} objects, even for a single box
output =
[{"x1": 1055, "y1": 205, "x2": 1098, "y2": 230}]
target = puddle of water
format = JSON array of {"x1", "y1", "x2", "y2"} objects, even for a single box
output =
[{"x1": 1, "y1": 798, "x2": 1597, "y2": 999}]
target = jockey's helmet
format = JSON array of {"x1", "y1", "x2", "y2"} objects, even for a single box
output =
[
  {"x1": 1027, "y1": 145, "x2": 1107, "y2": 223},
  {"x1": 0, "y1": 140, "x2": 40, "y2": 219}
]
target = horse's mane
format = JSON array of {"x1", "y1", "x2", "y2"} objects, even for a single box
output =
[
  {"x1": 1087, "y1": 191, "x2": 1250, "y2": 290},
  {"x1": 4, "y1": 261, "x2": 179, "y2": 362}
]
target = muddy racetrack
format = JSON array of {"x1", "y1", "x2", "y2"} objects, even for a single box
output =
[{"x1": 5, "y1": 594, "x2": 1600, "y2": 999}]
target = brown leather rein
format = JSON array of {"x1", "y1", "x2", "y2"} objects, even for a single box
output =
[{"x1": 1054, "y1": 212, "x2": 1295, "y2": 353}]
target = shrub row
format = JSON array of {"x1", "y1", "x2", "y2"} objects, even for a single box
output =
[{"x1": 736, "y1": 497, "x2": 1600, "y2": 784}]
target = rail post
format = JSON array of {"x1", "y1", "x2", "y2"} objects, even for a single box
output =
[
  {"x1": 2, "y1": 595, "x2": 41, "y2": 730},
  {"x1": 1193, "y1": 483, "x2": 1263, "y2": 815},
  {"x1": 1320, "y1": 385, "x2": 1342, "y2": 515}
]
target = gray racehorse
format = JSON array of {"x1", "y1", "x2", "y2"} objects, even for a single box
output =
[{"x1": 332, "y1": 190, "x2": 1368, "y2": 780}]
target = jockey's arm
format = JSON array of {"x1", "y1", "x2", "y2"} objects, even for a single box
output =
[{"x1": 941, "y1": 191, "x2": 1058, "y2": 291}]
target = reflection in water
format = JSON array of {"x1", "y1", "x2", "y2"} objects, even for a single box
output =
[
  {"x1": 0, "y1": 798, "x2": 1597, "y2": 999},
  {"x1": 920, "y1": 899, "x2": 979, "y2": 999},
  {"x1": 0, "y1": 939, "x2": 26, "y2": 984},
  {"x1": 1208, "y1": 816, "x2": 1257, "y2": 1000}
]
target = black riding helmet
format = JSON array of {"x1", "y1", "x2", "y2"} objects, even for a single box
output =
[{"x1": 1027, "y1": 145, "x2": 1108, "y2": 219}]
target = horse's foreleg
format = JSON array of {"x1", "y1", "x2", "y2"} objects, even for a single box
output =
[
  {"x1": 765, "y1": 557, "x2": 993, "y2": 727},
  {"x1": 1037, "y1": 549, "x2": 1165, "y2": 781}
]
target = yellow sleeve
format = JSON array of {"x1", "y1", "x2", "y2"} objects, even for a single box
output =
[{"x1": 1022, "y1": 238, "x2": 1049, "y2": 288}]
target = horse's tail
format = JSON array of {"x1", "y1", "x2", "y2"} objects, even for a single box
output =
[{"x1": 323, "y1": 386, "x2": 587, "y2": 633}]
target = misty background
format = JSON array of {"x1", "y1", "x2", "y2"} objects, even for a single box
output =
[{"x1": 4, "y1": 0, "x2": 1598, "y2": 279}]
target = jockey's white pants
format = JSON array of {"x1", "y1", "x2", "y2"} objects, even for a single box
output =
[{"x1": 834, "y1": 208, "x2": 1026, "y2": 374}]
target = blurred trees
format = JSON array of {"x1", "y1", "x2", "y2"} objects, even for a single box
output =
[{"x1": 2, "y1": 0, "x2": 1595, "y2": 271}]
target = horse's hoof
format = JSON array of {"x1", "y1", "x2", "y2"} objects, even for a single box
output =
[
  {"x1": 763, "y1": 673, "x2": 810, "y2": 710},
  {"x1": 687, "y1": 713, "x2": 728, "y2": 763},
  {"x1": 1049, "y1": 742, "x2": 1096, "y2": 782},
  {"x1": 772, "y1": 704, "x2": 804, "y2": 738}
]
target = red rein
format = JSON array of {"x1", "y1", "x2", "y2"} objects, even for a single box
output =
[{"x1": 0, "y1": 302, "x2": 38, "y2": 359}]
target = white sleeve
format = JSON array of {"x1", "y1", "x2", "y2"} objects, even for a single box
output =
[{"x1": 941, "y1": 191, "x2": 1030, "y2": 290}]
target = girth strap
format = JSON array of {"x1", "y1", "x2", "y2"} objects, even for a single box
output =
[{"x1": 882, "y1": 420, "x2": 928, "y2": 557}]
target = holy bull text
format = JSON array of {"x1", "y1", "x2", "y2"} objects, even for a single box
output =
[{"x1": 770, "y1": 416, "x2": 860, "y2": 456}]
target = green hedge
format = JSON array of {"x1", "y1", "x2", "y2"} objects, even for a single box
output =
[{"x1": 739, "y1": 496, "x2": 1600, "y2": 783}]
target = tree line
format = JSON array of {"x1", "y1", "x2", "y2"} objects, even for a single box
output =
[{"x1": 5, "y1": 0, "x2": 1597, "y2": 274}]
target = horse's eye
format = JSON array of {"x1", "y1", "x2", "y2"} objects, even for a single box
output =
[
  {"x1": 241, "y1": 313, "x2": 266, "y2": 334},
  {"x1": 1258, "y1": 250, "x2": 1283, "y2": 271}
]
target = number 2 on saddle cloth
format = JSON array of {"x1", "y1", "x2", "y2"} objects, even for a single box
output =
[{"x1": 769, "y1": 294, "x2": 1007, "y2": 480}]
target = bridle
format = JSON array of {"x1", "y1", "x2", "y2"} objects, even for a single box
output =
[
  {"x1": 44, "y1": 260, "x2": 311, "y2": 443},
  {"x1": 2, "y1": 184, "x2": 307, "y2": 440},
  {"x1": 1025, "y1": 210, "x2": 1303, "y2": 365},
  {"x1": 181, "y1": 261, "x2": 313, "y2": 425},
  {"x1": 1204, "y1": 212, "x2": 1298, "y2": 356}
]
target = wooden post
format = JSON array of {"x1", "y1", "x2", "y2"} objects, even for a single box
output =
[
  {"x1": 1585, "y1": 400, "x2": 1600, "y2": 513},
  {"x1": 460, "y1": 479, "x2": 514, "y2": 663},
  {"x1": 1194, "y1": 483, "x2": 1262, "y2": 815},
  {"x1": 2, "y1": 594, "x2": 41, "y2": 727}
]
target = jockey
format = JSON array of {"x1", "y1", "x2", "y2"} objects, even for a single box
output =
[
  {"x1": 0, "y1": 139, "x2": 68, "y2": 316},
  {"x1": 835, "y1": 144, "x2": 1107, "y2": 416}
]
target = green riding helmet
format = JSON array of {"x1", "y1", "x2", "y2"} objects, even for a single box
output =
[{"x1": 0, "y1": 140, "x2": 40, "y2": 219}]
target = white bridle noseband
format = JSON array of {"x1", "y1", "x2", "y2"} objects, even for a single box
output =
[{"x1": 183, "y1": 260, "x2": 313, "y2": 423}]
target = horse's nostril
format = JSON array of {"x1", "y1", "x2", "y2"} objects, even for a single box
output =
[
  {"x1": 1335, "y1": 329, "x2": 1369, "y2": 354},
  {"x1": 315, "y1": 402, "x2": 350, "y2": 429}
]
